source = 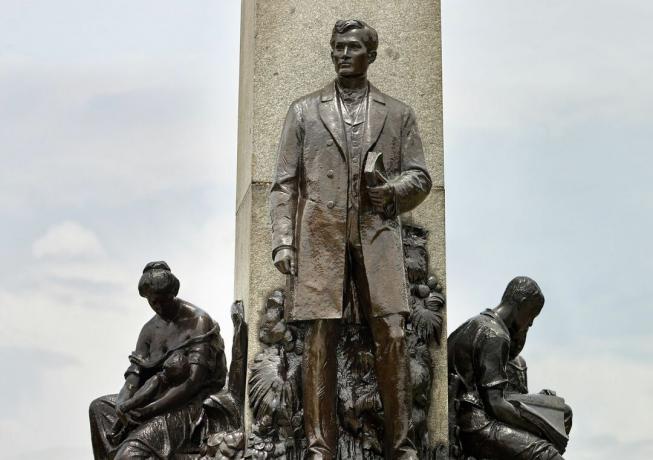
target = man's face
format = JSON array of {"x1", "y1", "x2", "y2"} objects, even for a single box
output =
[
  {"x1": 331, "y1": 29, "x2": 374, "y2": 78},
  {"x1": 510, "y1": 329, "x2": 528, "y2": 359},
  {"x1": 508, "y1": 298, "x2": 543, "y2": 357}
]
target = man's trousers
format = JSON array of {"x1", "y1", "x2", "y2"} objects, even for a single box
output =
[{"x1": 302, "y1": 242, "x2": 416, "y2": 460}]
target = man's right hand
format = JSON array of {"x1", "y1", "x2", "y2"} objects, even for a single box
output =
[{"x1": 273, "y1": 248, "x2": 296, "y2": 276}]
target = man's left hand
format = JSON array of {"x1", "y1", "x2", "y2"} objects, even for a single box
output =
[{"x1": 368, "y1": 183, "x2": 394, "y2": 213}]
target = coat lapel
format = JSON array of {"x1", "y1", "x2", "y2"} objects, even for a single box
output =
[
  {"x1": 319, "y1": 81, "x2": 388, "y2": 158},
  {"x1": 362, "y1": 84, "x2": 388, "y2": 155},
  {"x1": 319, "y1": 82, "x2": 347, "y2": 160}
]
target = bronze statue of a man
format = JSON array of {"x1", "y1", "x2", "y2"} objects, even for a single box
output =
[
  {"x1": 448, "y1": 277, "x2": 567, "y2": 460},
  {"x1": 270, "y1": 19, "x2": 431, "y2": 460}
]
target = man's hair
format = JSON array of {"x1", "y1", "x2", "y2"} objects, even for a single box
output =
[
  {"x1": 501, "y1": 276, "x2": 544, "y2": 308},
  {"x1": 330, "y1": 19, "x2": 378, "y2": 52},
  {"x1": 138, "y1": 261, "x2": 180, "y2": 298}
]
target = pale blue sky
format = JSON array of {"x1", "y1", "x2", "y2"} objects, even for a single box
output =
[{"x1": 1, "y1": 1, "x2": 651, "y2": 459}]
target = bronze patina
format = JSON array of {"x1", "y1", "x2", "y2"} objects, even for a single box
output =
[
  {"x1": 89, "y1": 262, "x2": 228, "y2": 459},
  {"x1": 448, "y1": 277, "x2": 573, "y2": 460},
  {"x1": 270, "y1": 19, "x2": 431, "y2": 460}
]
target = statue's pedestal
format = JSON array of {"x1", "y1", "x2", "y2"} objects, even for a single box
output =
[{"x1": 234, "y1": 1, "x2": 446, "y2": 456}]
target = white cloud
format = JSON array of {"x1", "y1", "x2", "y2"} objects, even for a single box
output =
[
  {"x1": 442, "y1": 1, "x2": 653, "y2": 136},
  {"x1": 1, "y1": 0, "x2": 650, "y2": 458},
  {"x1": 0, "y1": 67, "x2": 237, "y2": 211},
  {"x1": 0, "y1": 265, "x2": 154, "y2": 458},
  {"x1": 32, "y1": 221, "x2": 105, "y2": 259},
  {"x1": 0, "y1": 3, "x2": 243, "y2": 458},
  {"x1": 0, "y1": 212, "x2": 237, "y2": 459}
]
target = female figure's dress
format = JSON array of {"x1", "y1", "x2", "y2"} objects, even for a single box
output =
[{"x1": 89, "y1": 324, "x2": 227, "y2": 459}]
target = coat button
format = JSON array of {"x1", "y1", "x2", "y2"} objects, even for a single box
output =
[
  {"x1": 327, "y1": 170, "x2": 334, "y2": 178},
  {"x1": 327, "y1": 139, "x2": 333, "y2": 146},
  {"x1": 327, "y1": 201, "x2": 335, "y2": 209}
]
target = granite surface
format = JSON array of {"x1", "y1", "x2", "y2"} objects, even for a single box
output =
[{"x1": 234, "y1": 0, "x2": 446, "y2": 449}]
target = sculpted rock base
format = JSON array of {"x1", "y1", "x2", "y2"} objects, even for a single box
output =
[{"x1": 203, "y1": 225, "x2": 445, "y2": 460}]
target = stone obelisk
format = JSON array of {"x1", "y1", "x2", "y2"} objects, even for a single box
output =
[{"x1": 234, "y1": 0, "x2": 446, "y2": 453}]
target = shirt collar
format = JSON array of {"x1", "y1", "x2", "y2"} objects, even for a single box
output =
[{"x1": 480, "y1": 308, "x2": 510, "y2": 334}]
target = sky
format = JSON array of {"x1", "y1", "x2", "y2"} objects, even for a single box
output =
[{"x1": 0, "y1": 1, "x2": 651, "y2": 459}]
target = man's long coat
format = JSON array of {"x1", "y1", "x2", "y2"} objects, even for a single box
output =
[{"x1": 269, "y1": 81, "x2": 431, "y2": 321}]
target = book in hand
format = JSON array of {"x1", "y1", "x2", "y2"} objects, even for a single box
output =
[
  {"x1": 363, "y1": 151, "x2": 387, "y2": 187},
  {"x1": 506, "y1": 392, "x2": 569, "y2": 453}
]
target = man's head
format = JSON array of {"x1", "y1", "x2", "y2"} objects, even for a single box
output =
[
  {"x1": 500, "y1": 276, "x2": 545, "y2": 357},
  {"x1": 138, "y1": 261, "x2": 180, "y2": 317},
  {"x1": 330, "y1": 19, "x2": 378, "y2": 78}
]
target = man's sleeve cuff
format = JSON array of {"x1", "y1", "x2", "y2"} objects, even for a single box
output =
[
  {"x1": 272, "y1": 245, "x2": 295, "y2": 260},
  {"x1": 383, "y1": 184, "x2": 398, "y2": 218}
]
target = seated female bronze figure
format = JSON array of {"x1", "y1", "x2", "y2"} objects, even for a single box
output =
[{"x1": 89, "y1": 261, "x2": 227, "y2": 459}]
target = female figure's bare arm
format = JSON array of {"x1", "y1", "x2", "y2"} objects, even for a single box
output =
[
  {"x1": 119, "y1": 375, "x2": 162, "y2": 413},
  {"x1": 128, "y1": 314, "x2": 214, "y2": 420},
  {"x1": 132, "y1": 364, "x2": 208, "y2": 420},
  {"x1": 117, "y1": 323, "x2": 152, "y2": 407}
]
